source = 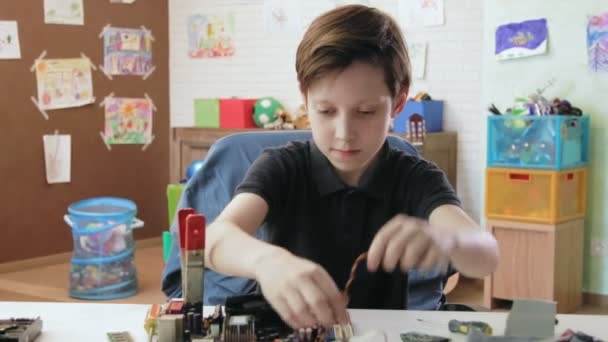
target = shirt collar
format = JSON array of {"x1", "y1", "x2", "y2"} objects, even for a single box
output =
[{"x1": 309, "y1": 140, "x2": 391, "y2": 199}]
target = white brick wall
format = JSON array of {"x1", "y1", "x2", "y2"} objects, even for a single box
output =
[{"x1": 170, "y1": 0, "x2": 484, "y2": 221}]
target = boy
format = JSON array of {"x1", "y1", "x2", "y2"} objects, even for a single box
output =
[{"x1": 204, "y1": 5, "x2": 498, "y2": 330}]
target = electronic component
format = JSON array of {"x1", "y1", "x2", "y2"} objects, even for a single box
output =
[
  {"x1": 106, "y1": 331, "x2": 134, "y2": 342},
  {"x1": 0, "y1": 317, "x2": 43, "y2": 342},
  {"x1": 400, "y1": 332, "x2": 450, "y2": 342},
  {"x1": 448, "y1": 319, "x2": 492, "y2": 335},
  {"x1": 224, "y1": 315, "x2": 255, "y2": 342}
]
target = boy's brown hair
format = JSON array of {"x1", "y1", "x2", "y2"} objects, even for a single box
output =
[{"x1": 296, "y1": 5, "x2": 411, "y2": 98}]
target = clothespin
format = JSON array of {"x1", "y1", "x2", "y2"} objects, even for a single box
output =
[
  {"x1": 31, "y1": 96, "x2": 49, "y2": 120},
  {"x1": 99, "y1": 92, "x2": 115, "y2": 108},
  {"x1": 99, "y1": 24, "x2": 111, "y2": 38},
  {"x1": 99, "y1": 132, "x2": 112, "y2": 151},
  {"x1": 142, "y1": 65, "x2": 156, "y2": 80},
  {"x1": 142, "y1": 135, "x2": 155, "y2": 151},
  {"x1": 141, "y1": 25, "x2": 155, "y2": 41},
  {"x1": 144, "y1": 93, "x2": 157, "y2": 111},
  {"x1": 30, "y1": 50, "x2": 47, "y2": 72},
  {"x1": 80, "y1": 52, "x2": 97, "y2": 71}
]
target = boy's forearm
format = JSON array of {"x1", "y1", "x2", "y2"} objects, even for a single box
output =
[
  {"x1": 449, "y1": 230, "x2": 499, "y2": 278},
  {"x1": 204, "y1": 220, "x2": 286, "y2": 280}
]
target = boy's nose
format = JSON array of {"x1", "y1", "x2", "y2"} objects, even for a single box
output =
[{"x1": 334, "y1": 114, "x2": 355, "y2": 141}]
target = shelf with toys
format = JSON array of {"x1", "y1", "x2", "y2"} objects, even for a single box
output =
[{"x1": 484, "y1": 88, "x2": 589, "y2": 313}]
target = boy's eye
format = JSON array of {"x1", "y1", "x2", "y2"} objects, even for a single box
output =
[
  {"x1": 317, "y1": 109, "x2": 334, "y2": 114},
  {"x1": 358, "y1": 110, "x2": 375, "y2": 115}
]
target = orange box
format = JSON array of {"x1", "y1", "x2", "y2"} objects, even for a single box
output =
[{"x1": 485, "y1": 168, "x2": 586, "y2": 224}]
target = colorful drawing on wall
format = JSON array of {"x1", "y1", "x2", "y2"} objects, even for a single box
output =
[
  {"x1": 495, "y1": 18, "x2": 548, "y2": 61},
  {"x1": 35, "y1": 58, "x2": 94, "y2": 110},
  {"x1": 587, "y1": 12, "x2": 608, "y2": 73},
  {"x1": 188, "y1": 13, "x2": 235, "y2": 58},
  {"x1": 263, "y1": 0, "x2": 302, "y2": 34},
  {"x1": 0, "y1": 21, "x2": 21, "y2": 59},
  {"x1": 409, "y1": 41, "x2": 427, "y2": 79},
  {"x1": 399, "y1": 0, "x2": 444, "y2": 28},
  {"x1": 104, "y1": 97, "x2": 153, "y2": 144},
  {"x1": 103, "y1": 27, "x2": 154, "y2": 76},
  {"x1": 43, "y1": 133, "x2": 71, "y2": 184},
  {"x1": 44, "y1": 0, "x2": 84, "y2": 26}
]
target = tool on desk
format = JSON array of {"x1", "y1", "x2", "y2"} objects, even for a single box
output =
[{"x1": 448, "y1": 319, "x2": 493, "y2": 335}]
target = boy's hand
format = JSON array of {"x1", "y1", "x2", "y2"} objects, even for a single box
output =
[
  {"x1": 254, "y1": 249, "x2": 349, "y2": 330},
  {"x1": 366, "y1": 214, "x2": 456, "y2": 273}
]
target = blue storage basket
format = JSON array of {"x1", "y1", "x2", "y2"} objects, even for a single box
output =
[
  {"x1": 64, "y1": 197, "x2": 143, "y2": 300},
  {"x1": 487, "y1": 114, "x2": 589, "y2": 170}
]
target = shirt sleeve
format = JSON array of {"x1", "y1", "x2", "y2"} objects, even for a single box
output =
[
  {"x1": 234, "y1": 148, "x2": 290, "y2": 223},
  {"x1": 402, "y1": 158, "x2": 462, "y2": 219}
]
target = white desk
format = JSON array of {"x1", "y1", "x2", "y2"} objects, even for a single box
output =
[{"x1": 1, "y1": 301, "x2": 607, "y2": 341}]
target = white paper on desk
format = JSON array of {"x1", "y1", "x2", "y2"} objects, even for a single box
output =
[{"x1": 43, "y1": 134, "x2": 71, "y2": 184}]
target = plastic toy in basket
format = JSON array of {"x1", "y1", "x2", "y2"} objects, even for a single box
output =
[{"x1": 64, "y1": 197, "x2": 143, "y2": 300}]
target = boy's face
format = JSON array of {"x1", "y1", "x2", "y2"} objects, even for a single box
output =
[{"x1": 304, "y1": 61, "x2": 406, "y2": 185}]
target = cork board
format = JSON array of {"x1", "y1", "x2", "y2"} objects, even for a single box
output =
[{"x1": 0, "y1": 0, "x2": 169, "y2": 263}]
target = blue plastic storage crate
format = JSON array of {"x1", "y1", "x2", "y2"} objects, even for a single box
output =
[
  {"x1": 393, "y1": 100, "x2": 443, "y2": 134},
  {"x1": 487, "y1": 114, "x2": 589, "y2": 170}
]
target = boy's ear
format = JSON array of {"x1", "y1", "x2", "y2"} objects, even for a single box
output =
[{"x1": 391, "y1": 90, "x2": 408, "y2": 118}]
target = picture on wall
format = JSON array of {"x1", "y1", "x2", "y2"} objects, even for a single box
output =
[
  {"x1": 188, "y1": 13, "x2": 235, "y2": 58},
  {"x1": 103, "y1": 27, "x2": 154, "y2": 76},
  {"x1": 35, "y1": 57, "x2": 94, "y2": 110},
  {"x1": 262, "y1": 0, "x2": 303, "y2": 34},
  {"x1": 43, "y1": 133, "x2": 71, "y2": 184},
  {"x1": 408, "y1": 41, "x2": 427, "y2": 79},
  {"x1": 495, "y1": 18, "x2": 548, "y2": 61},
  {"x1": 0, "y1": 21, "x2": 21, "y2": 59},
  {"x1": 587, "y1": 12, "x2": 608, "y2": 73},
  {"x1": 44, "y1": 0, "x2": 84, "y2": 26},
  {"x1": 399, "y1": 0, "x2": 445, "y2": 28},
  {"x1": 104, "y1": 97, "x2": 153, "y2": 144}
]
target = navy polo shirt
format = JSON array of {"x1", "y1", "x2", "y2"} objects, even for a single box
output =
[{"x1": 235, "y1": 139, "x2": 460, "y2": 309}]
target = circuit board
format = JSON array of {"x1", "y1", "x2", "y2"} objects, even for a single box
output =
[{"x1": 0, "y1": 317, "x2": 43, "y2": 342}]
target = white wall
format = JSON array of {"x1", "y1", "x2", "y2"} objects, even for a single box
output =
[
  {"x1": 482, "y1": 0, "x2": 608, "y2": 294},
  {"x1": 169, "y1": 0, "x2": 485, "y2": 221}
]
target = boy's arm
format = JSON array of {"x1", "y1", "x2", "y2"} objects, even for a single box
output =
[
  {"x1": 367, "y1": 211, "x2": 498, "y2": 280},
  {"x1": 428, "y1": 204, "x2": 498, "y2": 278},
  {"x1": 204, "y1": 192, "x2": 282, "y2": 279},
  {"x1": 204, "y1": 192, "x2": 349, "y2": 329}
]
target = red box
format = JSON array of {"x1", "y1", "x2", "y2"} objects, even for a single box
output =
[{"x1": 219, "y1": 98, "x2": 258, "y2": 128}]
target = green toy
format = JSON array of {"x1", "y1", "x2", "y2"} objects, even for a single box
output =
[{"x1": 253, "y1": 97, "x2": 283, "y2": 127}]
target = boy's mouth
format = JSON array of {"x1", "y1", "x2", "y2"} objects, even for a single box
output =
[{"x1": 330, "y1": 148, "x2": 361, "y2": 158}]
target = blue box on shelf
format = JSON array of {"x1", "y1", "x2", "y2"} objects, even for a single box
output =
[
  {"x1": 487, "y1": 114, "x2": 590, "y2": 170},
  {"x1": 393, "y1": 100, "x2": 443, "y2": 134}
]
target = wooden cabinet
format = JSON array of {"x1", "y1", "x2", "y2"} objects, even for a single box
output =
[
  {"x1": 484, "y1": 219, "x2": 584, "y2": 313},
  {"x1": 170, "y1": 128, "x2": 458, "y2": 189}
]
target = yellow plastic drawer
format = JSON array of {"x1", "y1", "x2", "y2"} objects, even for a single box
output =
[{"x1": 485, "y1": 168, "x2": 586, "y2": 224}]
